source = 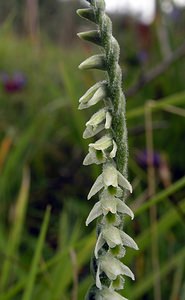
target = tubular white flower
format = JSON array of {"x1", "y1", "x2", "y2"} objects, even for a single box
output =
[
  {"x1": 90, "y1": 135, "x2": 112, "y2": 151},
  {"x1": 94, "y1": 225, "x2": 138, "y2": 258},
  {"x1": 83, "y1": 136, "x2": 115, "y2": 166},
  {"x1": 83, "y1": 147, "x2": 107, "y2": 165},
  {"x1": 79, "y1": 81, "x2": 104, "y2": 105},
  {"x1": 103, "y1": 225, "x2": 138, "y2": 250},
  {"x1": 79, "y1": 81, "x2": 108, "y2": 110},
  {"x1": 86, "y1": 196, "x2": 134, "y2": 226},
  {"x1": 83, "y1": 108, "x2": 112, "y2": 139},
  {"x1": 83, "y1": 124, "x2": 105, "y2": 139},
  {"x1": 78, "y1": 85, "x2": 107, "y2": 109},
  {"x1": 103, "y1": 163, "x2": 132, "y2": 193},
  {"x1": 96, "y1": 254, "x2": 135, "y2": 288},
  {"x1": 86, "y1": 108, "x2": 107, "y2": 128}
]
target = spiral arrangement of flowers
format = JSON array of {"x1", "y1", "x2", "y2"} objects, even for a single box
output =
[{"x1": 77, "y1": 0, "x2": 138, "y2": 298}]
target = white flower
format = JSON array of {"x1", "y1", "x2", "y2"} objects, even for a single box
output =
[
  {"x1": 83, "y1": 146, "x2": 107, "y2": 165},
  {"x1": 83, "y1": 136, "x2": 115, "y2": 166},
  {"x1": 96, "y1": 254, "x2": 135, "y2": 289},
  {"x1": 94, "y1": 225, "x2": 138, "y2": 258},
  {"x1": 87, "y1": 163, "x2": 132, "y2": 199},
  {"x1": 79, "y1": 85, "x2": 107, "y2": 109},
  {"x1": 86, "y1": 195, "x2": 134, "y2": 226},
  {"x1": 79, "y1": 81, "x2": 107, "y2": 110},
  {"x1": 83, "y1": 109, "x2": 112, "y2": 139},
  {"x1": 83, "y1": 124, "x2": 105, "y2": 139},
  {"x1": 79, "y1": 82, "x2": 102, "y2": 107}
]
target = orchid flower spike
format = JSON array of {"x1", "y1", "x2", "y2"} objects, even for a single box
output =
[{"x1": 77, "y1": 0, "x2": 138, "y2": 298}]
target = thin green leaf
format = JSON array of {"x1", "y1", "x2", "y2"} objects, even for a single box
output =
[
  {"x1": 0, "y1": 167, "x2": 30, "y2": 291},
  {"x1": 22, "y1": 206, "x2": 51, "y2": 300}
]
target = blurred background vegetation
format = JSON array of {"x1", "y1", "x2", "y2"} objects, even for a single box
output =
[{"x1": 0, "y1": 0, "x2": 185, "y2": 299}]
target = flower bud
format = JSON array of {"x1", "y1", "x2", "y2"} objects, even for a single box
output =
[
  {"x1": 78, "y1": 30, "x2": 102, "y2": 46},
  {"x1": 79, "y1": 54, "x2": 106, "y2": 71},
  {"x1": 77, "y1": 8, "x2": 96, "y2": 23}
]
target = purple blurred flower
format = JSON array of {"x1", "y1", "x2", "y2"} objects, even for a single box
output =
[
  {"x1": 0, "y1": 72, "x2": 26, "y2": 93},
  {"x1": 137, "y1": 50, "x2": 149, "y2": 64},
  {"x1": 170, "y1": 7, "x2": 181, "y2": 22},
  {"x1": 135, "y1": 150, "x2": 161, "y2": 169}
]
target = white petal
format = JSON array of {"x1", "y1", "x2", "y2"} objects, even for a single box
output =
[
  {"x1": 83, "y1": 152, "x2": 96, "y2": 166},
  {"x1": 116, "y1": 199, "x2": 134, "y2": 220},
  {"x1": 105, "y1": 112, "x2": 112, "y2": 129},
  {"x1": 103, "y1": 226, "x2": 122, "y2": 248},
  {"x1": 100, "y1": 255, "x2": 121, "y2": 280},
  {"x1": 86, "y1": 202, "x2": 102, "y2": 226},
  {"x1": 83, "y1": 124, "x2": 104, "y2": 139},
  {"x1": 120, "y1": 263, "x2": 135, "y2": 280},
  {"x1": 79, "y1": 82, "x2": 101, "y2": 104},
  {"x1": 103, "y1": 164, "x2": 118, "y2": 187},
  {"x1": 83, "y1": 148, "x2": 106, "y2": 165},
  {"x1": 101, "y1": 254, "x2": 135, "y2": 281},
  {"x1": 101, "y1": 194, "x2": 117, "y2": 214},
  {"x1": 118, "y1": 172, "x2": 132, "y2": 193},
  {"x1": 109, "y1": 140, "x2": 117, "y2": 158},
  {"x1": 88, "y1": 174, "x2": 104, "y2": 200},
  {"x1": 86, "y1": 108, "x2": 106, "y2": 127},
  {"x1": 96, "y1": 264, "x2": 102, "y2": 289},
  {"x1": 120, "y1": 231, "x2": 139, "y2": 250},
  {"x1": 95, "y1": 232, "x2": 105, "y2": 258},
  {"x1": 78, "y1": 84, "x2": 106, "y2": 110},
  {"x1": 90, "y1": 135, "x2": 112, "y2": 151},
  {"x1": 85, "y1": 86, "x2": 107, "y2": 108}
]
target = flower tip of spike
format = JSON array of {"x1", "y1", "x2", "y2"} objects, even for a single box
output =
[
  {"x1": 76, "y1": 8, "x2": 97, "y2": 24},
  {"x1": 78, "y1": 55, "x2": 106, "y2": 71},
  {"x1": 77, "y1": 31, "x2": 102, "y2": 46},
  {"x1": 78, "y1": 62, "x2": 84, "y2": 70}
]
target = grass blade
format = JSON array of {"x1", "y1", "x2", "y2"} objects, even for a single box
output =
[
  {"x1": 127, "y1": 90, "x2": 185, "y2": 119},
  {"x1": 129, "y1": 246, "x2": 185, "y2": 299},
  {"x1": 22, "y1": 206, "x2": 51, "y2": 300},
  {"x1": 135, "y1": 176, "x2": 185, "y2": 215},
  {"x1": 0, "y1": 166, "x2": 30, "y2": 291}
]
